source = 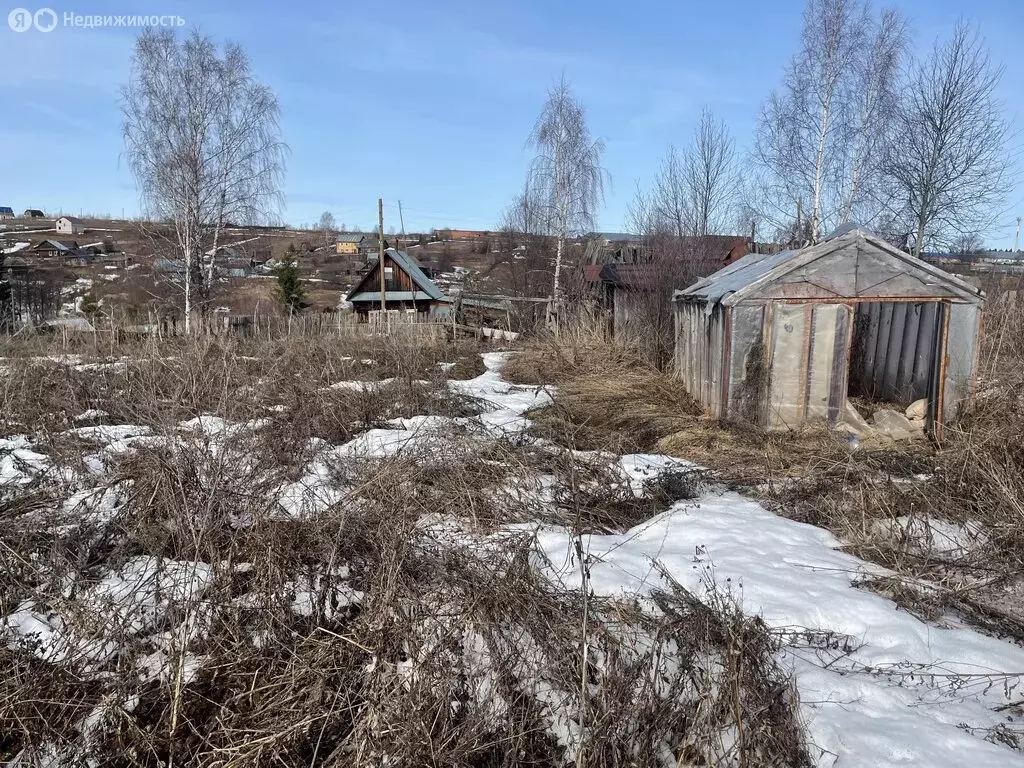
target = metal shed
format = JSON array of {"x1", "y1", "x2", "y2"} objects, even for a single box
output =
[{"x1": 673, "y1": 226, "x2": 984, "y2": 437}]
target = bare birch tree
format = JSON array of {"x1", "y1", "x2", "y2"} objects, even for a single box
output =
[
  {"x1": 681, "y1": 107, "x2": 738, "y2": 236},
  {"x1": 625, "y1": 185, "x2": 723, "y2": 366},
  {"x1": 652, "y1": 146, "x2": 690, "y2": 237},
  {"x1": 840, "y1": 8, "x2": 907, "y2": 223},
  {"x1": 318, "y1": 211, "x2": 337, "y2": 250},
  {"x1": 526, "y1": 77, "x2": 607, "y2": 323},
  {"x1": 495, "y1": 183, "x2": 554, "y2": 300},
  {"x1": 883, "y1": 22, "x2": 1010, "y2": 256},
  {"x1": 755, "y1": 0, "x2": 868, "y2": 242},
  {"x1": 122, "y1": 28, "x2": 286, "y2": 331}
]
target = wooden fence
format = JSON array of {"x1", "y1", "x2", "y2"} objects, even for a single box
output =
[{"x1": 112, "y1": 312, "x2": 449, "y2": 343}]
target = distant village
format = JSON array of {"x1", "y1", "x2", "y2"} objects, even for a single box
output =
[{"x1": 1, "y1": 202, "x2": 1020, "y2": 339}]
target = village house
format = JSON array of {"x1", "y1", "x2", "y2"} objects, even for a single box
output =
[
  {"x1": 23, "y1": 209, "x2": 44, "y2": 218},
  {"x1": 360, "y1": 236, "x2": 388, "y2": 256},
  {"x1": 447, "y1": 229, "x2": 491, "y2": 241},
  {"x1": 583, "y1": 234, "x2": 758, "y2": 337},
  {"x1": 672, "y1": 225, "x2": 983, "y2": 440},
  {"x1": 0, "y1": 207, "x2": 14, "y2": 219},
  {"x1": 32, "y1": 239, "x2": 80, "y2": 258},
  {"x1": 336, "y1": 233, "x2": 365, "y2": 255},
  {"x1": 56, "y1": 216, "x2": 85, "y2": 235},
  {"x1": 345, "y1": 248, "x2": 449, "y2": 320}
]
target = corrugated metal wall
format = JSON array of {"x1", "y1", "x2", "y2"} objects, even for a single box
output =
[{"x1": 849, "y1": 302, "x2": 940, "y2": 404}]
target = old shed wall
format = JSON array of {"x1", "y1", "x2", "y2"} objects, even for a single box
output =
[
  {"x1": 942, "y1": 302, "x2": 981, "y2": 422},
  {"x1": 674, "y1": 301, "x2": 726, "y2": 417}
]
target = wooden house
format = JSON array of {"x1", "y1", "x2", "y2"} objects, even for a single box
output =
[
  {"x1": 583, "y1": 235, "x2": 751, "y2": 339},
  {"x1": 33, "y1": 239, "x2": 79, "y2": 258},
  {"x1": 673, "y1": 226, "x2": 984, "y2": 438},
  {"x1": 345, "y1": 248, "x2": 449, "y2": 320}
]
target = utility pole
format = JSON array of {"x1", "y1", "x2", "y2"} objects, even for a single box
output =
[
  {"x1": 398, "y1": 200, "x2": 406, "y2": 237},
  {"x1": 378, "y1": 198, "x2": 386, "y2": 318},
  {"x1": 1016, "y1": 216, "x2": 1021, "y2": 252}
]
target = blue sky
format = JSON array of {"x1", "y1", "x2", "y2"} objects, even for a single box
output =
[{"x1": 2, "y1": 0, "x2": 1022, "y2": 244}]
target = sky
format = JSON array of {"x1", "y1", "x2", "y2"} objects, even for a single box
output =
[{"x1": 2, "y1": 0, "x2": 1023, "y2": 245}]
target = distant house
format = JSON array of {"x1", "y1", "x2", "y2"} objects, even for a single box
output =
[
  {"x1": 582, "y1": 235, "x2": 770, "y2": 339},
  {"x1": 360, "y1": 236, "x2": 388, "y2": 256},
  {"x1": 94, "y1": 252, "x2": 132, "y2": 268},
  {"x1": 56, "y1": 216, "x2": 85, "y2": 235},
  {"x1": 448, "y1": 229, "x2": 490, "y2": 241},
  {"x1": 0, "y1": 207, "x2": 13, "y2": 219},
  {"x1": 62, "y1": 249, "x2": 98, "y2": 267},
  {"x1": 33, "y1": 239, "x2": 79, "y2": 258},
  {"x1": 589, "y1": 232, "x2": 642, "y2": 247},
  {"x1": 345, "y1": 248, "x2": 449, "y2": 319},
  {"x1": 336, "y1": 233, "x2": 365, "y2": 255},
  {"x1": 977, "y1": 249, "x2": 1024, "y2": 266},
  {"x1": 154, "y1": 258, "x2": 187, "y2": 275},
  {"x1": 23, "y1": 209, "x2": 44, "y2": 218}
]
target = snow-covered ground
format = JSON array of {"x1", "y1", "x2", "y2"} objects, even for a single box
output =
[{"x1": 2, "y1": 352, "x2": 1022, "y2": 766}]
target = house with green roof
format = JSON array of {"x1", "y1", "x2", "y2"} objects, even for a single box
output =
[{"x1": 345, "y1": 248, "x2": 450, "y2": 320}]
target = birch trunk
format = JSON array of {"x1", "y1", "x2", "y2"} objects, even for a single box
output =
[{"x1": 811, "y1": 97, "x2": 831, "y2": 243}]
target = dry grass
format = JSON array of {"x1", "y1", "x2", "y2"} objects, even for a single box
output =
[
  {"x1": 0, "y1": 332, "x2": 812, "y2": 766},
  {"x1": 501, "y1": 325, "x2": 641, "y2": 387},
  {"x1": 509, "y1": 297, "x2": 1024, "y2": 641},
  {"x1": 505, "y1": 328, "x2": 702, "y2": 455}
]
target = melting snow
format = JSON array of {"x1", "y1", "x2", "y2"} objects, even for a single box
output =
[
  {"x1": 73, "y1": 409, "x2": 109, "y2": 422},
  {"x1": 2, "y1": 351, "x2": 1022, "y2": 766},
  {"x1": 532, "y1": 492, "x2": 1024, "y2": 767}
]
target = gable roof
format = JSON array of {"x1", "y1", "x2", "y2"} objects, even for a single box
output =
[
  {"x1": 675, "y1": 226, "x2": 984, "y2": 312},
  {"x1": 0, "y1": 207, "x2": 14, "y2": 215},
  {"x1": 57, "y1": 216, "x2": 84, "y2": 225},
  {"x1": 34, "y1": 239, "x2": 78, "y2": 251},
  {"x1": 346, "y1": 248, "x2": 445, "y2": 303},
  {"x1": 336, "y1": 233, "x2": 365, "y2": 244}
]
